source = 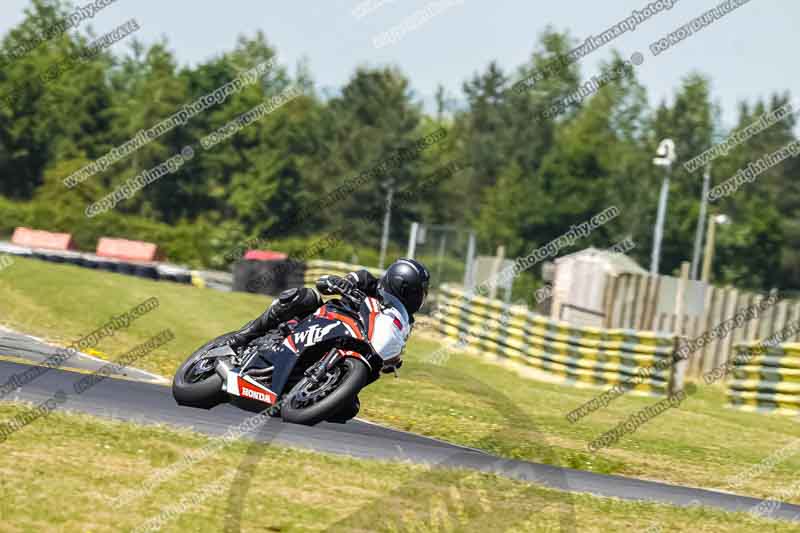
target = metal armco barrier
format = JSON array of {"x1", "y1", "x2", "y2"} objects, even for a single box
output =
[
  {"x1": 436, "y1": 284, "x2": 681, "y2": 395},
  {"x1": 727, "y1": 342, "x2": 800, "y2": 415}
]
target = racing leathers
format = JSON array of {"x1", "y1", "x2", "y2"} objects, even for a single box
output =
[
  {"x1": 224, "y1": 269, "x2": 412, "y2": 421},
  {"x1": 226, "y1": 269, "x2": 395, "y2": 350}
]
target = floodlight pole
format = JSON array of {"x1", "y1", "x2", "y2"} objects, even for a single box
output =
[
  {"x1": 378, "y1": 179, "x2": 394, "y2": 270},
  {"x1": 407, "y1": 222, "x2": 420, "y2": 259},
  {"x1": 650, "y1": 139, "x2": 676, "y2": 275},
  {"x1": 463, "y1": 231, "x2": 476, "y2": 289},
  {"x1": 690, "y1": 164, "x2": 712, "y2": 280}
]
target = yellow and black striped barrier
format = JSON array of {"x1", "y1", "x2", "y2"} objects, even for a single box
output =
[
  {"x1": 435, "y1": 284, "x2": 679, "y2": 395},
  {"x1": 727, "y1": 343, "x2": 800, "y2": 415}
]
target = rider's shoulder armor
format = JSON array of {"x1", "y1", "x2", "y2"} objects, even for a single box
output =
[{"x1": 369, "y1": 291, "x2": 410, "y2": 362}]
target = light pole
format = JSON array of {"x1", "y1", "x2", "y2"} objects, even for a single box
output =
[
  {"x1": 700, "y1": 213, "x2": 730, "y2": 284},
  {"x1": 690, "y1": 164, "x2": 712, "y2": 280},
  {"x1": 651, "y1": 139, "x2": 677, "y2": 275},
  {"x1": 378, "y1": 178, "x2": 394, "y2": 270}
]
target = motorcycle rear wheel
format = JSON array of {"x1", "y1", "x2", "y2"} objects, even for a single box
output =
[{"x1": 281, "y1": 358, "x2": 368, "y2": 426}]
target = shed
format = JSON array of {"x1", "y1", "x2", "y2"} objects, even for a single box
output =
[{"x1": 551, "y1": 247, "x2": 645, "y2": 327}]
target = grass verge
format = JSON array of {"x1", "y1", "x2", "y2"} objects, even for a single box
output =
[
  {"x1": 1, "y1": 403, "x2": 797, "y2": 532},
  {"x1": 1, "y1": 257, "x2": 800, "y2": 505}
]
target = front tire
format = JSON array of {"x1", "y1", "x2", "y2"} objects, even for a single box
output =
[
  {"x1": 172, "y1": 332, "x2": 236, "y2": 409},
  {"x1": 281, "y1": 358, "x2": 368, "y2": 426}
]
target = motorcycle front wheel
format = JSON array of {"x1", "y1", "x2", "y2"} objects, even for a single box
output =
[{"x1": 281, "y1": 358, "x2": 368, "y2": 426}]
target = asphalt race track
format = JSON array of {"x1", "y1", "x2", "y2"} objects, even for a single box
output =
[{"x1": 2, "y1": 330, "x2": 799, "y2": 523}]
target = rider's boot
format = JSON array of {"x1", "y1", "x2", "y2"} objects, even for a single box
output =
[{"x1": 227, "y1": 288, "x2": 323, "y2": 350}]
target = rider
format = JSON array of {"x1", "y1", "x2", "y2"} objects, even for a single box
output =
[
  {"x1": 224, "y1": 258, "x2": 431, "y2": 420},
  {"x1": 227, "y1": 258, "x2": 430, "y2": 352}
]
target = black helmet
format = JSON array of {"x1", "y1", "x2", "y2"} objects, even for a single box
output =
[{"x1": 380, "y1": 258, "x2": 430, "y2": 315}]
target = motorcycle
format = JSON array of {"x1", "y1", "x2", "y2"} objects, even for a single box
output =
[{"x1": 171, "y1": 287, "x2": 399, "y2": 425}]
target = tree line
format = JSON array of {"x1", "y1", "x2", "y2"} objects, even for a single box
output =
[{"x1": 1, "y1": 0, "x2": 797, "y2": 296}]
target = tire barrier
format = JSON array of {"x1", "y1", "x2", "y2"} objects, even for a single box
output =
[
  {"x1": 80, "y1": 258, "x2": 98, "y2": 269},
  {"x1": 93, "y1": 258, "x2": 116, "y2": 273},
  {"x1": 435, "y1": 284, "x2": 680, "y2": 395},
  {"x1": 4, "y1": 236, "x2": 377, "y2": 295},
  {"x1": 60, "y1": 251, "x2": 84, "y2": 267},
  {"x1": 155, "y1": 264, "x2": 193, "y2": 285},
  {"x1": 233, "y1": 259, "x2": 298, "y2": 295},
  {"x1": 191, "y1": 270, "x2": 233, "y2": 291},
  {"x1": 726, "y1": 343, "x2": 800, "y2": 415},
  {"x1": 116, "y1": 262, "x2": 137, "y2": 276},
  {"x1": 0, "y1": 242, "x2": 32, "y2": 258},
  {"x1": 0, "y1": 240, "x2": 196, "y2": 287},
  {"x1": 134, "y1": 264, "x2": 159, "y2": 280}
]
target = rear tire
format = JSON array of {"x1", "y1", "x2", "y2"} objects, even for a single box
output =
[
  {"x1": 172, "y1": 332, "x2": 236, "y2": 409},
  {"x1": 281, "y1": 358, "x2": 368, "y2": 426}
]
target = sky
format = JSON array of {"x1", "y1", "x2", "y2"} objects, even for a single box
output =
[{"x1": 1, "y1": 0, "x2": 797, "y2": 130}]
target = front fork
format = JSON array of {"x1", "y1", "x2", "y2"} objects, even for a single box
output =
[{"x1": 304, "y1": 348, "x2": 373, "y2": 384}]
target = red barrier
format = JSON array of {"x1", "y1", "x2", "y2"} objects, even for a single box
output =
[
  {"x1": 11, "y1": 227, "x2": 76, "y2": 250},
  {"x1": 96, "y1": 237, "x2": 161, "y2": 262},
  {"x1": 243, "y1": 250, "x2": 288, "y2": 261}
]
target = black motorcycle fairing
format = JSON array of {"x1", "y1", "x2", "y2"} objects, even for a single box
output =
[
  {"x1": 239, "y1": 302, "x2": 371, "y2": 396},
  {"x1": 253, "y1": 343, "x2": 297, "y2": 396}
]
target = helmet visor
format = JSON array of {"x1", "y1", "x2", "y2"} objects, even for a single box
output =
[{"x1": 420, "y1": 278, "x2": 429, "y2": 309}]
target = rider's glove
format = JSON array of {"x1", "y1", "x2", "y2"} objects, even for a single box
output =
[
  {"x1": 316, "y1": 275, "x2": 354, "y2": 296},
  {"x1": 346, "y1": 270, "x2": 379, "y2": 296}
]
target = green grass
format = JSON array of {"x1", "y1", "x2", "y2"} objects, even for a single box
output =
[
  {"x1": 0, "y1": 256, "x2": 270, "y2": 376},
  {"x1": 2, "y1": 257, "x2": 800, "y2": 507},
  {"x1": 0, "y1": 403, "x2": 797, "y2": 532}
]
